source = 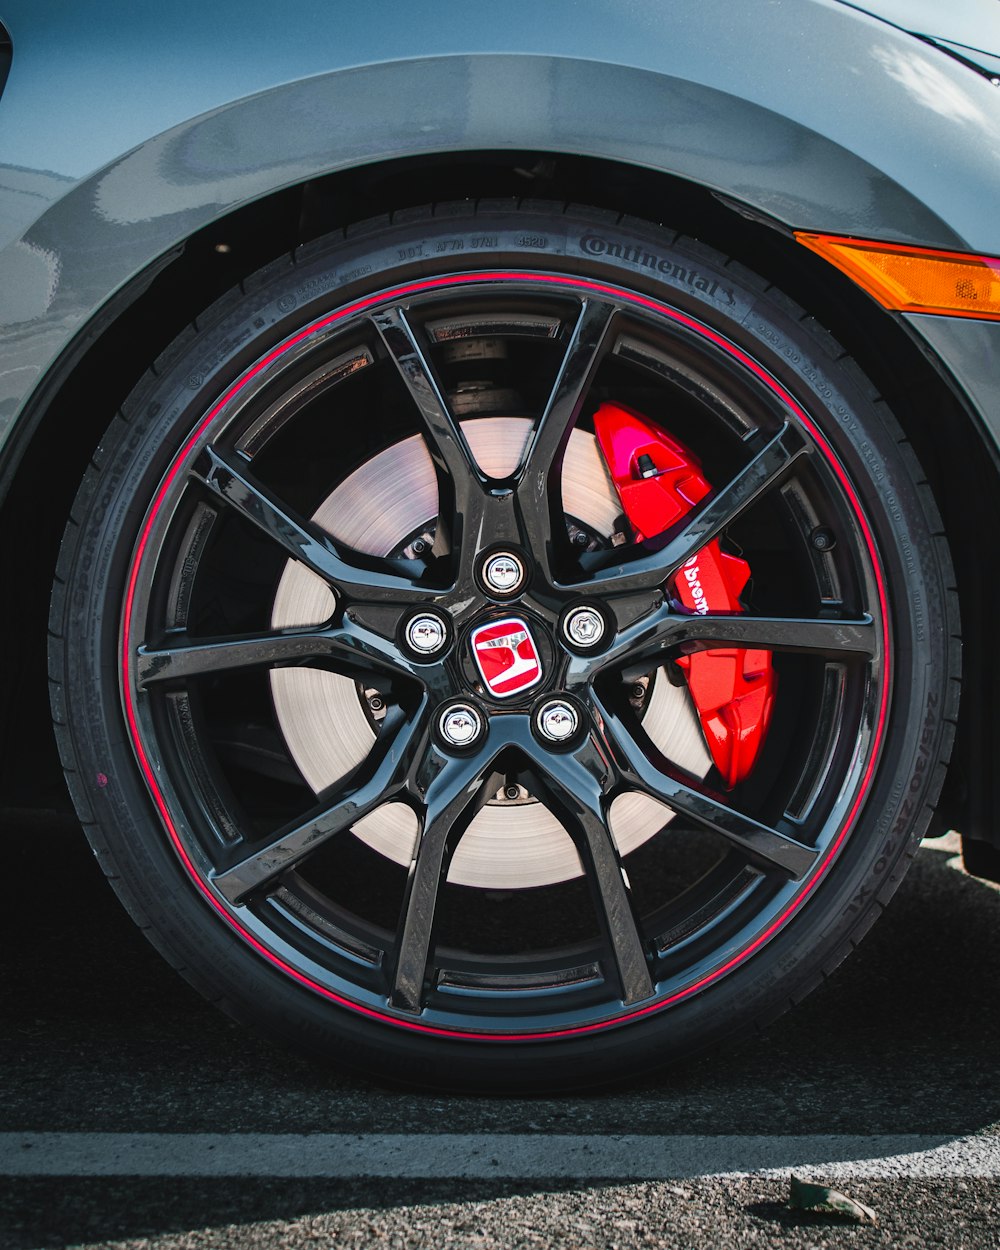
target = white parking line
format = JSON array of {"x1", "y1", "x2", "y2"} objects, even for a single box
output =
[{"x1": 2, "y1": 1133, "x2": 1000, "y2": 1179}]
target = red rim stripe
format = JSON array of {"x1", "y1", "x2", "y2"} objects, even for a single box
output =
[{"x1": 120, "y1": 271, "x2": 892, "y2": 1042}]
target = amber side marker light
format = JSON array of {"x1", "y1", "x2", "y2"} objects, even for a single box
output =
[{"x1": 795, "y1": 233, "x2": 1000, "y2": 321}]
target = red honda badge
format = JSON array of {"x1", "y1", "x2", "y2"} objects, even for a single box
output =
[{"x1": 470, "y1": 618, "x2": 543, "y2": 699}]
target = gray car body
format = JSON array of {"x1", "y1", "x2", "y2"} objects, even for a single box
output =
[
  {"x1": 5, "y1": 0, "x2": 1000, "y2": 449},
  {"x1": 1, "y1": 0, "x2": 999, "y2": 847}
]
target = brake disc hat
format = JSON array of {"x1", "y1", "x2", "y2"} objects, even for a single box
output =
[{"x1": 270, "y1": 415, "x2": 712, "y2": 889}]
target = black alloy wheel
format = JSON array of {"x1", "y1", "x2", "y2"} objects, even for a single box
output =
[{"x1": 50, "y1": 205, "x2": 958, "y2": 1089}]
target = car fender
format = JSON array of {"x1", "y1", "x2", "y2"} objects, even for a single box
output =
[{"x1": 3, "y1": 0, "x2": 1000, "y2": 468}]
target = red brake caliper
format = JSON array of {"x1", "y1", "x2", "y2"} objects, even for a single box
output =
[{"x1": 593, "y1": 402, "x2": 776, "y2": 788}]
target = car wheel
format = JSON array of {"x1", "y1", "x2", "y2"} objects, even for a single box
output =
[{"x1": 50, "y1": 204, "x2": 959, "y2": 1089}]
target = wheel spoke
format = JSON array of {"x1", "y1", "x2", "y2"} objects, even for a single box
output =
[
  {"x1": 136, "y1": 613, "x2": 427, "y2": 689},
  {"x1": 137, "y1": 629, "x2": 337, "y2": 687},
  {"x1": 654, "y1": 782, "x2": 816, "y2": 878},
  {"x1": 658, "y1": 612, "x2": 878, "y2": 657},
  {"x1": 518, "y1": 298, "x2": 619, "y2": 483},
  {"x1": 572, "y1": 606, "x2": 877, "y2": 690},
  {"x1": 372, "y1": 306, "x2": 510, "y2": 570},
  {"x1": 568, "y1": 603, "x2": 877, "y2": 699},
  {"x1": 372, "y1": 307, "x2": 486, "y2": 487},
  {"x1": 195, "y1": 447, "x2": 437, "y2": 603},
  {"x1": 592, "y1": 694, "x2": 817, "y2": 879},
  {"x1": 516, "y1": 299, "x2": 619, "y2": 576},
  {"x1": 211, "y1": 703, "x2": 427, "y2": 904},
  {"x1": 562, "y1": 422, "x2": 808, "y2": 597},
  {"x1": 528, "y1": 734, "x2": 654, "y2": 1005},
  {"x1": 390, "y1": 739, "x2": 506, "y2": 1013}
]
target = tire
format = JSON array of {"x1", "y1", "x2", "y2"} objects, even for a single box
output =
[{"x1": 50, "y1": 203, "x2": 959, "y2": 1090}]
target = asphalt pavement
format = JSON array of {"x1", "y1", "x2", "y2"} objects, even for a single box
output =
[{"x1": 3, "y1": 807, "x2": 1000, "y2": 1248}]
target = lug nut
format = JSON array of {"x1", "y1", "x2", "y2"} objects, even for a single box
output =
[
  {"x1": 439, "y1": 704, "x2": 483, "y2": 748},
  {"x1": 481, "y1": 551, "x2": 526, "y2": 595},
  {"x1": 536, "y1": 700, "x2": 580, "y2": 744},
  {"x1": 562, "y1": 606, "x2": 606, "y2": 649},
  {"x1": 405, "y1": 613, "x2": 448, "y2": 655}
]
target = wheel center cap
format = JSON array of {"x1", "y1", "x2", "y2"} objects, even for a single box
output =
[{"x1": 470, "y1": 617, "x2": 543, "y2": 699}]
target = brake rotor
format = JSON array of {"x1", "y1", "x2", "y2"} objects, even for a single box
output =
[{"x1": 270, "y1": 416, "x2": 712, "y2": 889}]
